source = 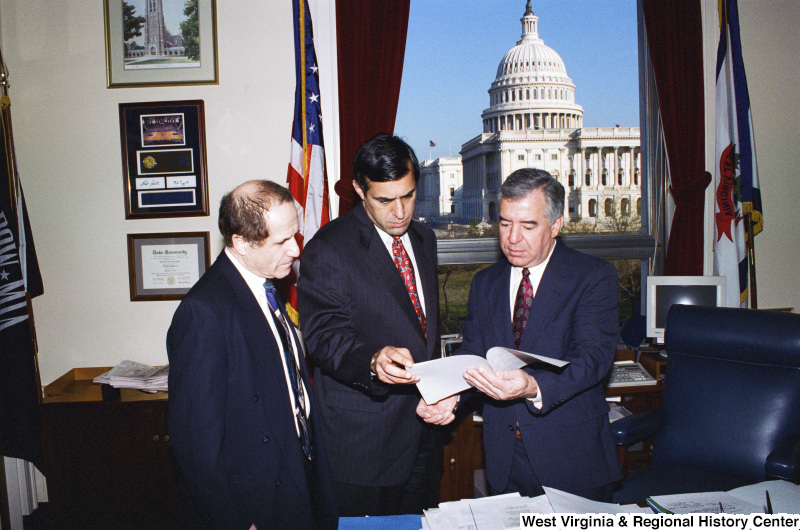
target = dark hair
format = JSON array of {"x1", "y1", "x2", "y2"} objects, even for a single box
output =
[
  {"x1": 500, "y1": 168, "x2": 565, "y2": 224},
  {"x1": 353, "y1": 133, "x2": 420, "y2": 191},
  {"x1": 218, "y1": 180, "x2": 294, "y2": 247}
]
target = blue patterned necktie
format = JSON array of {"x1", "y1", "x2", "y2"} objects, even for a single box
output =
[
  {"x1": 512, "y1": 268, "x2": 533, "y2": 348},
  {"x1": 263, "y1": 280, "x2": 312, "y2": 460}
]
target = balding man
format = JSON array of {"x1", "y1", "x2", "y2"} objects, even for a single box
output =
[{"x1": 168, "y1": 180, "x2": 338, "y2": 529}]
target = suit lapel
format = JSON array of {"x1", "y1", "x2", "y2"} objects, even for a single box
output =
[
  {"x1": 407, "y1": 223, "x2": 436, "y2": 348},
  {"x1": 488, "y1": 260, "x2": 516, "y2": 349},
  {"x1": 518, "y1": 242, "x2": 567, "y2": 352}
]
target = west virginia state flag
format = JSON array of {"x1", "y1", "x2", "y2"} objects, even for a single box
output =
[
  {"x1": 713, "y1": 0, "x2": 761, "y2": 308},
  {"x1": 286, "y1": 0, "x2": 330, "y2": 323}
]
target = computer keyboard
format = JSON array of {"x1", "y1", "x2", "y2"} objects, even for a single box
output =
[{"x1": 605, "y1": 362, "x2": 658, "y2": 387}]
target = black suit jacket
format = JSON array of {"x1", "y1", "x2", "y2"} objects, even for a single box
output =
[
  {"x1": 459, "y1": 241, "x2": 623, "y2": 493},
  {"x1": 167, "y1": 251, "x2": 338, "y2": 529},
  {"x1": 297, "y1": 203, "x2": 439, "y2": 486}
]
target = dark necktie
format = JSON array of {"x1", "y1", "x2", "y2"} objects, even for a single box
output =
[
  {"x1": 391, "y1": 237, "x2": 427, "y2": 339},
  {"x1": 512, "y1": 268, "x2": 533, "y2": 348},
  {"x1": 264, "y1": 280, "x2": 312, "y2": 460}
]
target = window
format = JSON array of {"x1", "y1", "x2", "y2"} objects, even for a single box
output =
[{"x1": 394, "y1": 1, "x2": 656, "y2": 327}]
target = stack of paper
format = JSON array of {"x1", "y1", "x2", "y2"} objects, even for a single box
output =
[
  {"x1": 420, "y1": 487, "x2": 648, "y2": 530},
  {"x1": 647, "y1": 480, "x2": 799, "y2": 514},
  {"x1": 93, "y1": 360, "x2": 169, "y2": 393}
]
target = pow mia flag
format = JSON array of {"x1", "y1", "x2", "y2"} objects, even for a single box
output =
[{"x1": 0, "y1": 92, "x2": 44, "y2": 468}]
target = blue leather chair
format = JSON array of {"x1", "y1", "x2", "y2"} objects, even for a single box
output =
[{"x1": 612, "y1": 305, "x2": 800, "y2": 503}]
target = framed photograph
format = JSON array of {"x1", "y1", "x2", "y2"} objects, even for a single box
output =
[
  {"x1": 104, "y1": 0, "x2": 218, "y2": 88},
  {"x1": 119, "y1": 100, "x2": 209, "y2": 219},
  {"x1": 127, "y1": 232, "x2": 211, "y2": 301}
]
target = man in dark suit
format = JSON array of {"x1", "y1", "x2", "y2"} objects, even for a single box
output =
[
  {"x1": 297, "y1": 134, "x2": 442, "y2": 516},
  {"x1": 419, "y1": 168, "x2": 622, "y2": 502},
  {"x1": 167, "y1": 180, "x2": 338, "y2": 529}
]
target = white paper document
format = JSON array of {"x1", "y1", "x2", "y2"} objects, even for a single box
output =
[
  {"x1": 409, "y1": 347, "x2": 569, "y2": 403},
  {"x1": 648, "y1": 480, "x2": 800, "y2": 514},
  {"x1": 543, "y1": 487, "x2": 649, "y2": 514}
]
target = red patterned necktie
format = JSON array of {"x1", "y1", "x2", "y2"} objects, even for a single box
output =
[
  {"x1": 512, "y1": 268, "x2": 533, "y2": 348},
  {"x1": 392, "y1": 237, "x2": 427, "y2": 339}
]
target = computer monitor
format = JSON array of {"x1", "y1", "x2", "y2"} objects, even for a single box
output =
[{"x1": 645, "y1": 275, "x2": 727, "y2": 344}]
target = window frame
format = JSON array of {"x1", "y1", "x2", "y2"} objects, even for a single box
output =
[{"x1": 434, "y1": 0, "x2": 664, "y2": 277}]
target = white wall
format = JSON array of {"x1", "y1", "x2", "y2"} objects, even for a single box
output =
[
  {"x1": 1, "y1": 1, "x2": 798, "y2": 386},
  {"x1": 736, "y1": 1, "x2": 800, "y2": 312},
  {"x1": 0, "y1": 1, "x2": 299, "y2": 384}
]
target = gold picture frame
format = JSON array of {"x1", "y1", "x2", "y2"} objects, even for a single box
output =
[{"x1": 104, "y1": 0, "x2": 218, "y2": 88}]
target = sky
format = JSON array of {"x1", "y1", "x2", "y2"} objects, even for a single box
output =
[{"x1": 395, "y1": 0, "x2": 640, "y2": 161}]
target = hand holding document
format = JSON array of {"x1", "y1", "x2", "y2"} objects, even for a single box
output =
[{"x1": 409, "y1": 346, "x2": 569, "y2": 403}]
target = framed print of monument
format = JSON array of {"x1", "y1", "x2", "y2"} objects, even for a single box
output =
[{"x1": 104, "y1": 0, "x2": 218, "y2": 88}]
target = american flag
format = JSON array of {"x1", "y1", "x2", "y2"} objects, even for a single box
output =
[{"x1": 286, "y1": 0, "x2": 330, "y2": 322}]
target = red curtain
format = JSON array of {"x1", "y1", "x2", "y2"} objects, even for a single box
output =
[
  {"x1": 334, "y1": 0, "x2": 411, "y2": 214},
  {"x1": 643, "y1": 0, "x2": 711, "y2": 275}
]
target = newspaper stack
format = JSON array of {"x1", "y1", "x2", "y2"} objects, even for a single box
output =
[{"x1": 93, "y1": 360, "x2": 169, "y2": 393}]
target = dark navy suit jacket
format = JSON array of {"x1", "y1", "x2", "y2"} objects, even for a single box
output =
[
  {"x1": 459, "y1": 240, "x2": 623, "y2": 494},
  {"x1": 297, "y1": 203, "x2": 439, "y2": 486},
  {"x1": 167, "y1": 251, "x2": 338, "y2": 529}
]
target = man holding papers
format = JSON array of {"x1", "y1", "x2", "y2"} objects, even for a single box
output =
[{"x1": 419, "y1": 168, "x2": 622, "y2": 501}]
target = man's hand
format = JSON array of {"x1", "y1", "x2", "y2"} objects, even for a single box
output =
[
  {"x1": 371, "y1": 346, "x2": 420, "y2": 385},
  {"x1": 463, "y1": 367, "x2": 539, "y2": 401},
  {"x1": 416, "y1": 395, "x2": 459, "y2": 425}
]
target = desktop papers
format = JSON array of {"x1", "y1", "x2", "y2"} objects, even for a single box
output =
[
  {"x1": 421, "y1": 488, "x2": 647, "y2": 530},
  {"x1": 409, "y1": 347, "x2": 569, "y2": 403},
  {"x1": 647, "y1": 480, "x2": 799, "y2": 514}
]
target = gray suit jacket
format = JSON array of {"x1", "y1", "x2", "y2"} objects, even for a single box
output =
[{"x1": 297, "y1": 203, "x2": 439, "y2": 486}]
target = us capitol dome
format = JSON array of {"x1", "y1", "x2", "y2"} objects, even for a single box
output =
[{"x1": 417, "y1": 0, "x2": 641, "y2": 228}]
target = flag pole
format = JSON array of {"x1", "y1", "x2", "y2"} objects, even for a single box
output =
[{"x1": 745, "y1": 212, "x2": 757, "y2": 308}]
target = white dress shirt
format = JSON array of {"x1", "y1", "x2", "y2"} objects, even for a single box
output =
[
  {"x1": 376, "y1": 228, "x2": 427, "y2": 317},
  {"x1": 507, "y1": 240, "x2": 557, "y2": 407}
]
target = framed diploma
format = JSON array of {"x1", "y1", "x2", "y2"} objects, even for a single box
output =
[
  {"x1": 119, "y1": 100, "x2": 209, "y2": 219},
  {"x1": 127, "y1": 232, "x2": 211, "y2": 301}
]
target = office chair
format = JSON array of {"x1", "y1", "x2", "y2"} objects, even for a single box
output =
[{"x1": 612, "y1": 305, "x2": 800, "y2": 503}]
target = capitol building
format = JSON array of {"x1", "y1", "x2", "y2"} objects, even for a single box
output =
[{"x1": 416, "y1": 1, "x2": 641, "y2": 227}]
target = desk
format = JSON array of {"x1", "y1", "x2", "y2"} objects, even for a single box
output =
[
  {"x1": 41, "y1": 367, "x2": 178, "y2": 528},
  {"x1": 439, "y1": 381, "x2": 663, "y2": 502}
]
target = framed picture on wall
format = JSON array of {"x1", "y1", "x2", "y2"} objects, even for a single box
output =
[
  {"x1": 127, "y1": 232, "x2": 211, "y2": 301},
  {"x1": 119, "y1": 100, "x2": 209, "y2": 219},
  {"x1": 104, "y1": 0, "x2": 218, "y2": 88}
]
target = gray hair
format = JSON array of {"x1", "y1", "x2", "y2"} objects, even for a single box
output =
[{"x1": 499, "y1": 168, "x2": 564, "y2": 224}]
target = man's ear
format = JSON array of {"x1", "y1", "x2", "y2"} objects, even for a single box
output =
[
  {"x1": 551, "y1": 215, "x2": 564, "y2": 238},
  {"x1": 230, "y1": 234, "x2": 249, "y2": 257},
  {"x1": 352, "y1": 180, "x2": 366, "y2": 201}
]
